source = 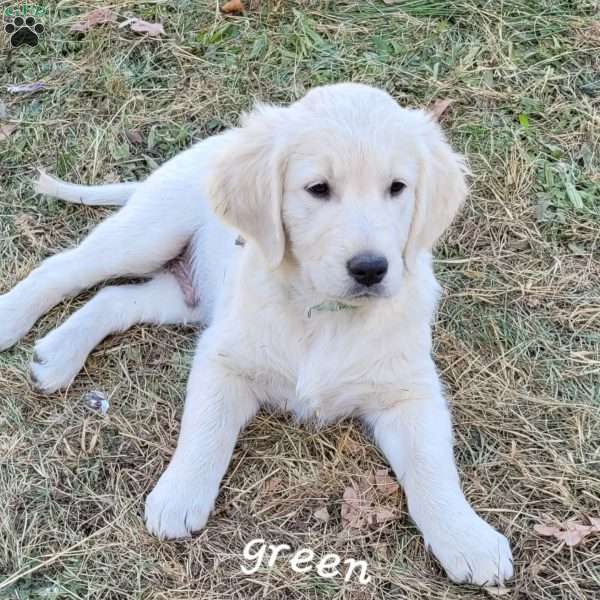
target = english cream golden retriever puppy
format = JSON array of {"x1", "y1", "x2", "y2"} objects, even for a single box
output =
[{"x1": 0, "y1": 83, "x2": 512, "y2": 586}]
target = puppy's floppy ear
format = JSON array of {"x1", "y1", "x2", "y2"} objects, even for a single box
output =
[
  {"x1": 206, "y1": 104, "x2": 289, "y2": 269},
  {"x1": 404, "y1": 116, "x2": 468, "y2": 268}
]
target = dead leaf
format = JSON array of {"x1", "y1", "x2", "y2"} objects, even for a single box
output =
[
  {"x1": 120, "y1": 18, "x2": 165, "y2": 37},
  {"x1": 428, "y1": 98, "x2": 455, "y2": 121},
  {"x1": 534, "y1": 524, "x2": 561, "y2": 537},
  {"x1": 373, "y1": 542, "x2": 390, "y2": 559},
  {"x1": 336, "y1": 434, "x2": 363, "y2": 455},
  {"x1": 314, "y1": 507, "x2": 330, "y2": 522},
  {"x1": 13, "y1": 214, "x2": 44, "y2": 249},
  {"x1": 0, "y1": 123, "x2": 17, "y2": 141},
  {"x1": 372, "y1": 506, "x2": 396, "y2": 524},
  {"x1": 7, "y1": 82, "x2": 46, "y2": 94},
  {"x1": 577, "y1": 22, "x2": 600, "y2": 43},
  {"x1": 126, "y1": 129, "x2": 144, "y2": 145},
  {"x1": 341, "y1": 471, "x2": 399, "y2": 531},
  {"x1": 71, "y1": 8, "x2": 116, "y2": 33},
  {"x1": 534, "y1": 518, "x2": 600, "y2": 547},
  {"x1": 341, "y1": 484, "x2": 365, "y2": 530},
  {"x1": 563, "y1": 525, "x2": 592, "y2": 547},
  {"x1": 262, "y1": 477, "x2": 282, "y2": 494},
  {"x1": 371, "y1": 469, "x2": 399, "y2": 497},
  {"x1": 222, "y1": 0, "x2": 245, "y2": 14}
]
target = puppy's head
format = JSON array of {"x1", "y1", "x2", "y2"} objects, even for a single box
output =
[{"x1": 207, "y1": 83, "x2": 467, "y2": 305}]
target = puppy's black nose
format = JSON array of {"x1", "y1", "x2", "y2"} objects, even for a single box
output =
[{"x1": 347, "y1": 253, "x2": 388, "y2": 287}]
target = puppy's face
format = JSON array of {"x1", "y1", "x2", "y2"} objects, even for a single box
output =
[
  {"x1": 282, "y1": 124, "x2": 418, "y2": 303},
  {"x1": 208, "y1": 83, "x2": 467, "y2": 305}
]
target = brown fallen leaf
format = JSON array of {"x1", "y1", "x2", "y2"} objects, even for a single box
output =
[
  {"x1": 71, "y1": 8, "x2": 116, "y2": 33},
  {"x1": 372, "y1": 506, "x2": 396, "y2": 524},
  {"x1": 428, "y1": 98, "x2": 455, "y2": 121},
  {"x1": 262, "y1": 476, "x2": 282, "y2": 494},
  {"x1": 533, "y1": 524, "x2": 561, "y2": 537},
  {"x1": 577, "y1": 22, "x2": 600, "y2": 43},
  {"x1": 534, "y1": 517, "x2": 600, "y2": 547},
  {"x1": 126, "y1": 129, "x2": 144, "y2": 145},
  {"x1": 222, "y1": 0, "x2": 245, "y2": 14},
  {"x1": 120, "y1": 18, "x2": 165, "y2": 37},
  {"x1": 373, "y1": 542, "x2": 390, "y2": 560},
  {"x1": 336, "y1": 434, "x2": 363, "y2": 455},
  {"x1": 314, "y1": 507, "x2": 330, "y2": 522},
  {"x1": 13, "y1": 214, "x2": 45, "y2": 249},
  {"x1": 0, "y1": 123, "x2": 17, "y2": 141},
  {"x1": 341, "y1": 471, "x2": 399, "y2": 531},
  {"x1": 341, "y1": 484, "x2": 366, "y2": 530},
  {"x1": 371, "y1": 469, "x2": 399, "y2": 497},
  {"x1": 563, "y1": 525, "x2": 592, "y2": 547}
]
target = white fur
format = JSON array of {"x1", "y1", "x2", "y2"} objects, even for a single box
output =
[
  {"x1": 35, "y1": 169, "x2": 138, "y2": 206},
  {"x1": 0, "y1": 84, "x2": 512, "y2": 586}
]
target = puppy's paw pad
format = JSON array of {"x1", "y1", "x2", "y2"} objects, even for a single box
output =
[{"x1": 145, "y1": 480, "x2": 213, "y2": 540}]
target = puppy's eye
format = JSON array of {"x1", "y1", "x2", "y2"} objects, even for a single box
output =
[
  {"x1": 389, "y1": 180, "x2": 406, "y2": 196},
  {"x1": 306, "y1": 182, "x2": 330, "y2": 200}
]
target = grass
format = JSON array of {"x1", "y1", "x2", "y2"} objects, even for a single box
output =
[{"x1": 1, "y1": 0, "x2": 599, "y2": 598}]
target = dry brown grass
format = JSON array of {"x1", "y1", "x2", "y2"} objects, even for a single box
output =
[{"x1": 1, "y1": 1, "x2": 599, "y2": 598}]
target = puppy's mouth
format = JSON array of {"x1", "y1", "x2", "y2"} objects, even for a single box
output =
[
  {"x1": 306, "y1": 286, "x2": 387, "y2": 317},
  {"x1": 343, "y1": 284, "x2": 388, "y2": 304}
]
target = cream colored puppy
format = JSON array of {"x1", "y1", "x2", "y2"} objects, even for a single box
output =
[{"x1": 0, "y1": 84, "x2": 513, "y2": 586}]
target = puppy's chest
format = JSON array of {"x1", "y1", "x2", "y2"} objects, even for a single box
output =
[{"x1": 251, "y1": 321, "x2": 408, "y2": 423}]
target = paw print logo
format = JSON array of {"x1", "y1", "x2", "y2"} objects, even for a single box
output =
[{"x1": 4, "y1": 16, "x2": 45, "y2": 48}]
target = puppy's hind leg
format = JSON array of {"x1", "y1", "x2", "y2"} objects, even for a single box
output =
[
  {"x1": 30, "y1": 271, "x2": 201, "y2": 394},
  {"x1": 0, "y1": 196, "x2": 198, "y2": 350}
]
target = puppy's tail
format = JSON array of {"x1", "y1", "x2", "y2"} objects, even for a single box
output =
[{"x1": 35, "y1": 170, "x2": 139, "y2": 206}]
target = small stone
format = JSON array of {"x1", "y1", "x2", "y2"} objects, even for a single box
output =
[{"x1": 83, "y1": 390, "x2": 109, "y2": 414}]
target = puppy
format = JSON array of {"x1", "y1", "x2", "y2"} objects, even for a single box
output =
[{"x1": 0, "y1": 83, "x2": 512, "y2": 586}]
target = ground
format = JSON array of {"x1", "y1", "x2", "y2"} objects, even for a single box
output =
[{"x1": 1, "y1": 1, "x2": 599, "y2": 599}]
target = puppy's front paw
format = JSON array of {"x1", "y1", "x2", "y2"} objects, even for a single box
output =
[
  {"x1": 426, "y1": 514, "x2": 513, "y2": 586},
  {"x1": 145, "y1": 472, "x2": 214, "y2": 539},
  {"x1": 29, "y1": 329, "x2": 86, "y2": 393}
]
